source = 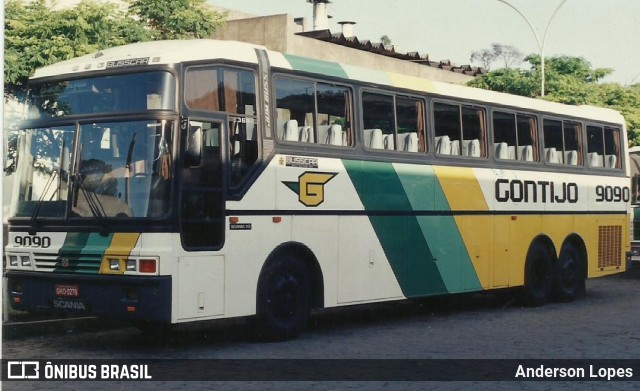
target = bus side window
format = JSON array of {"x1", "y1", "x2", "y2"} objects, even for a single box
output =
[
  {"x1": 545, "y1": 119, "x2": 583, "y2": 166},
  {"x1": 587, "y1": 125, "x2": 622, "y2": 169}
]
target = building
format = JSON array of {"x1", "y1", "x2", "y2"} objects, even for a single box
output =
[{"x1": 211, "y1": 2, "x2": 483, "y2": 85}]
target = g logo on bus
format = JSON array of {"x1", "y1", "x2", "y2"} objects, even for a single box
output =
[
  {"x1": 283, "y1": 172, "x2": 337, "y2": 207},
  {"x1": 60, "y1": 258, "x2": 70, "y2": 268}
]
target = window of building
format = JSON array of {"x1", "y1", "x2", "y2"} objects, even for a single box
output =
[{"x1": 434, "y1": 102, "x2": 487, "y2": 158}]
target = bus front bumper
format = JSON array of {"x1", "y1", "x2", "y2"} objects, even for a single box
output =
[{"x1": 5, "y1": 271, "x2": 171, "y2": 323}]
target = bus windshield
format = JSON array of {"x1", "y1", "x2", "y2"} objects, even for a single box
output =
[
  {"x1": 11, "y1": 120, "x2": 174, "y2": 221},
  {"x1": 27, "y1": 71, "x2": 176, "y2": 118}
]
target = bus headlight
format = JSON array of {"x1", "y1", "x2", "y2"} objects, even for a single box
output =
[
  {"x1": 109, "y1": 259, "x2": 121, "y2": 271},
  {"x1": 20, "y1": 255, "x2": 32, "y2": 267},
  {"x1": 8, "y1": 255, "x2": 19, "y2": 267}
]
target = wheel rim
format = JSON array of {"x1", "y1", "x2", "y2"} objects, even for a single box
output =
[
  {"x1": 560, "y1": 256, "x2": 578, "y2": 289},
  {"x1": 271, "y1": 272, "x2": 301, "y2": 322},
  {"x1": 532, "y1": 256, "x2": 551, "y2": 290}
]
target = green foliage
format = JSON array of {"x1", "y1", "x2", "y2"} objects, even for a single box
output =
[
  {"x1": 129, "y1": 0, "x2": 226, "y2": 40},
  {"x1": 468, "y1": 54, "x2": 640, "y2": 145},
  {"x1": 4, "y1": 0, "x2": 151, "y2": 99},
  {"x1": 4, "y1": 0, "x2": 227, "y2": 98}
]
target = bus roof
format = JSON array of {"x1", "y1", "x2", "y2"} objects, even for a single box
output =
[
  {"x1": 31, "y1": 39, "x2": 625, "y2": 126},
  {"x1": 31, "y1": 39, "x2": 266, "y2": 79}
]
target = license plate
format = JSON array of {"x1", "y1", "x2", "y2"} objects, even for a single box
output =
[{"x1": 55, "y1": 284, "x2": 79, "y2": 297}]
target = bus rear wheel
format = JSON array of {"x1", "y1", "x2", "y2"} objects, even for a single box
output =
[
  {"x1": 255, "y1": 255, "x2": 312, "y2": 341},
  {"x1": 523, "y1": 243, "x2": 553, "y2": 306},
  {"x1": 552, "y1": 244, "x2": 585, "y2": 302}
]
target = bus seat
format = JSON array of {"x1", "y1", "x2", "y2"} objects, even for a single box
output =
[
  {"x1": 436, "y1": 135, "x2": 451, "y2": 155},
  {"x1": 284, "y1": 119, "x2": 299, "y2": 141},
  {"x1": 364, "y1": 129, "x2": 383, "y2": 149},
  {"x1": 606, "y1": 154, "x2": 617, "y2": 168},
  {"x1": 588, "y1": 152, "x2": 603, "y2": 167},
  {"x1": 383, "y1": 134, "x2": 395, "y2": 150},
  {"x1": 327, "y1": 125, "x2": 344, "y2": 146},
  {"x1": 565, "y1": 150, "x2": 578, "y2": 165},
  {"x1": 545, "y1": 147, "x2": 561, "y2": 164},
  {"x1": 518, "y1": 145, "x2": 533, "y2": 161},
  {"x1": 462, "y1": 139, "x2": 480, "y2": 157},
  {"x1": 495, "y1": 142, "x2": 509, "y2": 159},
  {"x1": 400, "y1": 132, "x2": 418, "y2": 152},
  {"x1": 450, "y1": 139, "x2": 460, "y2": 155},
  {"x1": 299, "y1": 126, "x2": 314, "y2": 143},
  {"x1": 317, "y1": 125, "x2": 330, "y2": 144}
]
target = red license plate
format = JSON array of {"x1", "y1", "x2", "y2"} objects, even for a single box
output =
[{"x1": 55, "y1": 285, "x2": 79, "y2": 297}]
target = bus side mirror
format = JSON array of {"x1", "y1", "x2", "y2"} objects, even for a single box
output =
[{"x1": 185, "y1": 125, "x2": 203, "y2": 167}]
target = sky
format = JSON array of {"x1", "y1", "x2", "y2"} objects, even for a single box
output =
[{"x1": 209, "y1": 0, "x2": 640, "y2": 85}]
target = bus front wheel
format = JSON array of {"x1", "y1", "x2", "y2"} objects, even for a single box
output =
[
  {"x1": 523, "y1": 243, "x2": 554, "y2": 306},
  {"x1": 255, "y1": 255, "x2": 312, "y2": 341}
]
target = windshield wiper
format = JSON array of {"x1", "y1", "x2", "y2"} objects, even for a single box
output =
[{"x1": 29, "y1": 170, "x2": 58, "y2": 232}]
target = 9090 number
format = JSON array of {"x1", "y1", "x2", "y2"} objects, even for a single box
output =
[
  {"x1": 595, "y1": 185, "x2": 629, "y2": 203},
  {"x1": 14, "y1": 235, "x2": 51, "y2": 248}
]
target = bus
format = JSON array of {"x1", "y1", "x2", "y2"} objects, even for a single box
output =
[
  {"x1": 629, "y1": 146, "x2": 640, "y2": 266},
  {"x1": 5, "y1": 39, "x2": 630, "y2": 340}
]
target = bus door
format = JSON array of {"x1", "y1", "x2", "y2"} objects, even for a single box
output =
[{"x1": 180, "y1": 117, "x2": 226, "y2": 250}]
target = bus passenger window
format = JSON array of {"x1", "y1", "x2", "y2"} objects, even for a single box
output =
[
  {"x1": 275, "y1": 78, "x2": 314, "y2": 143},
  {"x1": 362, "y1": 93, "x2": 394, "y2": 150},
  {"x1": 544, "y1": 119, "x2": 582, "y2": 166},
  {"x1": 362, "y1": 93, "x2": 425, "y2": 153},
  {"x1": 493, "y1": 111, "x2": 538, "y2": 162},
  {"x1": 435, "y1": 102, "x2": 486, "y2": 158},
  {"x1": 516, "y1": 114, "x2": 538, "y2": 162},
  {"x1": 493, "y1": 111, "x2": 516, "y2": 160},
  {"x1": 274, "y1": 77, "x2": 352, "y2": 147},
  {"x1": 587, "y1": 125, "x2": 622, "y2": 169},
  {"x1": 396, "y1": 97, "x2": 426, "y2": 153},
  {"x1": 317, "y1": 83, "x2": 352, "y2": 147}
]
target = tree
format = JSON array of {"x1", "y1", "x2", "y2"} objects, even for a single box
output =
[
  {"x1": 4, "y1": 0, "x2": 152, "y2": 100},
  {"x1": 129, "y1": 0, "x2": 226, "y2": 40},
  {"x1": 380, "y1": 35, "x2": 392, "y2": 50},
  {"x1": 470, "y1": 43, "x2": 523, "y2": 70},
  {"x1": 4, "y1": 0, "x2": 227, "y2": 174},
  {"x1": 4, "y1": 0, "x2": 227, "y2": 99}
]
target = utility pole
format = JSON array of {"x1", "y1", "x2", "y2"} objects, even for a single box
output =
[{"x1": 496, "y1": 0, "x2": 568, "y2": 96}]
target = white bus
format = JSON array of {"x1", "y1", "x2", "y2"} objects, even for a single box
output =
[{"x1": 5, "y1": 39, "x2": 630, "y2": 339}]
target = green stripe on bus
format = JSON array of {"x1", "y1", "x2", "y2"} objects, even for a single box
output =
[
  {"x1": 343, "y1": 160, "x2": 447, "y2": 297},
  {"x1": 283, "y1": 54, "x2": 349, "y2": 79},
  {"x1": 54, "y1": 232, "x2": 113, "y2": 273},
  {"x1": 394, "y1": 163, "x2": 482, "y2": 293}
]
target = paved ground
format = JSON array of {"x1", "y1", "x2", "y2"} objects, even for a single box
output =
[{"x1": 2, "y1": 267, "x2": 639, "y2": 390}]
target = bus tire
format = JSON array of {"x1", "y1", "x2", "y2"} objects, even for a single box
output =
[
  {"x1": 255, "y1": 255, "x2": 312, "y2": 341},
  {"x1": 523, "y1": 242, "x2": 553, "y2": 306},
  {"x1": 552, "y1": 244, "x2": 585, "y2": 302}
]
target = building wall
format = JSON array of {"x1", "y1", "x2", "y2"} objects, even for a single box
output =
[{"x1": 213, "y1": 14, "x2": 473, "y2": 85}]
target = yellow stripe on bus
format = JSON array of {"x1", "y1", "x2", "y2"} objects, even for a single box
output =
[
  {"x1": 386, "y1": 72, "x2": 435, "y2": 93},
  {"x1": 99, "y1": 233, "x2": 140, "y2": 275}
]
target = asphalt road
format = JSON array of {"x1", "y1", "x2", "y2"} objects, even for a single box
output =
[{"x1": 2, "y1": 267, "x2": 639, "y2": 391}]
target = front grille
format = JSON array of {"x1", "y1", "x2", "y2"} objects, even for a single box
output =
[
  {"x1": 34, "y1": 251, "x2": 103, "y2": 274},
  {"x1": 598, "y1": 225, "x2": 622, "y2": 269}
]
